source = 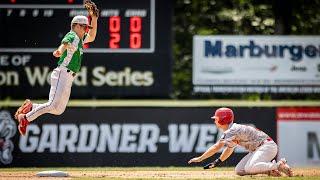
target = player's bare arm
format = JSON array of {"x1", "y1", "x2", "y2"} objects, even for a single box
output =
[
  {"x1": 219, "y1": 146, "x2": 235, "y2": 161},
  {"x1": 202, "y1": 144, "x2": 235, "y2": 169},
  {"x1": 53, "y1": 43, "x2": 68, "y2": 58},
  {"x1": 84, "y1": 0, "x2": 99, "y2": 43},
  {"x1": 188, "y1": 140, "x2": 225, "y2": 164},
  {"x1": 85, "y1": 17, "x2": 98, "y2": 43}
]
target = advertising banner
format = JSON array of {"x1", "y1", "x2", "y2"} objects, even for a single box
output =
[
  {"x1": 193, "y1": 36, "x2": 320, "y2": 93},
  {"x1": 0, "y1": 53, "x2": 171, "y2": 99},
  {"x1": 0, "y1": 107, "x2": 275, "y2": 167},
  {"x1": 277, "y1": 107, "x2": 320, "y2": 166}
]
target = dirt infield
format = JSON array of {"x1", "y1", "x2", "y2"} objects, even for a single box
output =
[{"x1": 1, "y1": 167, "x2": 320, "y2": 180}]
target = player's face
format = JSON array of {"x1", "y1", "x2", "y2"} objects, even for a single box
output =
[
  {"x1": 214, "y1": 117, "x2": 222, "y2": 129},
  {"x1": 214, "y1": 117, "x2": 220, "y2": 128},
  {"x1": 76, "y1": 24, "x2": 87, "y2": 37}
]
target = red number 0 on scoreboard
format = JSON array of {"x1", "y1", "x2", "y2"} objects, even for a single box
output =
[{"x1": 109, "y1": 16, "x2": 142, "y2": 49}]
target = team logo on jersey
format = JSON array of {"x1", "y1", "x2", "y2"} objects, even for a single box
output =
[{"x1": 0, "y1": 110, "x2": 16, "y2": 165}]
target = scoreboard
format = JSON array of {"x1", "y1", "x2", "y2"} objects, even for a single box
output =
[
  {"x1": 0, "y1": 0, "x2": 173, "y2": 98},
  {"x1": 0, "y1": 0, "x2": 155, "y2": 52}
]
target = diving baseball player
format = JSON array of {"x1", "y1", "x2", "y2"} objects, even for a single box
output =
[
  {"x1": 188, "y1": 107, "x2": 293, "y2": 177},
  {"x1": 14, "y1": 0, "x2": 99, "y2": 136}
]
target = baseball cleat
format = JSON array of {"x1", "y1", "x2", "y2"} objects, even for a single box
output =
[
  {"x1": 17, "y1": 114, "x2": 29, "y2": 136},
  {"x1": 277, "y1": 158, "x2": 293, "y2": 177},
  {"x1": 15, "y1": 99, "x2": 32, "y2": 120}
]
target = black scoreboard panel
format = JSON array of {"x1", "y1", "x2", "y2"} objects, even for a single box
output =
[
  {"x1": 0, "y1": 0, "x2": 154, "y2": 52},
  {"x1": 0, "y1": 0, "x2": 173, "y2": 98}
]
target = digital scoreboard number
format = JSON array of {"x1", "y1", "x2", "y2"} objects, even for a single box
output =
[{"x1": 0, "y1": 0, "x2": 155, "y2": 53}]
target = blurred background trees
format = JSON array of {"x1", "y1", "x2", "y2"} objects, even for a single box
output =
[{"x1": 172, "y1": 0, "x2": 320, "y2": 99}]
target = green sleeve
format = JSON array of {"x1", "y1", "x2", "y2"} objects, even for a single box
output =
[{"x1": 61, "y1": 32, "x2": 75, "y2": 44}]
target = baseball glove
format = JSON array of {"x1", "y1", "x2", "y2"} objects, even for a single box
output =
[
  {"x1": 84, "y1": 0, "x2": 99, "y2": 17},
  {"x1": 203, "y1": 158, "x2": 222, "y2": 169}
]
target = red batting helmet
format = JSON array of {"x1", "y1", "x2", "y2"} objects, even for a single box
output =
[{"x1": 211, "y1": 107, "x2": 234, "y2": 125}]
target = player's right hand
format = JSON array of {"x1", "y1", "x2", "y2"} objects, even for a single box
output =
[
  {"x1": 188, "y1": 157, "x2": 202, "y2": 164},
  {"x1": 53, "y1": 50, "x2": 62, "y2": 58}
]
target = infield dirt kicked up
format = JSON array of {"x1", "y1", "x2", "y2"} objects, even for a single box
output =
[{"x1": 1, "y1": 167, "x2": 320, "y2": 180}]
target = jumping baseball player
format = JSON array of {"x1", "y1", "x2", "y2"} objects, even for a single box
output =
[
  {"x1": 14, "y1": 1, "x2": 99, "y2": 136},
  {"x1": 188, "y1": 107, "x2": 293, "y2": 177}
]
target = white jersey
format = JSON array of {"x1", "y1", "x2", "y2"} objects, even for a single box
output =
[{"x1": 220, "y1": 123, "x2": 270, "y2": 152}]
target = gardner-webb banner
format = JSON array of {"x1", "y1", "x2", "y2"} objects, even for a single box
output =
[
  {"x1": 1, "y1": 107, "x2": 275, "y2": 167},
  {"x1": 193, "y1": 35, "x2": 320, "y2": 93}
]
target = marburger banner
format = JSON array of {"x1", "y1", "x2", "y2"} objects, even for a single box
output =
[
  {"x1": 193, "y1": 35, "x2": 320, "y2": 93},
  {"x1": 0, "y1": 107, "x2": 275, "y2": 167}
]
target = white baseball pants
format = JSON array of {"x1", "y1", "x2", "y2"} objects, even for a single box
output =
[
  {"x1": 235, "y1": 140, "x2": 278, "y2": 175},
  {"x1": 26, "y1": 66, "x2": 75, "y2": 121}
]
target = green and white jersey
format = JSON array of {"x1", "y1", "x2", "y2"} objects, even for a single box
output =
[{"x1": 57, "y1": 31, "x2": 87, "y2": 73}]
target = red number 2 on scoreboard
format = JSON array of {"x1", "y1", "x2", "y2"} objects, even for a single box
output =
[
  {"x1": 108, "y1": 16, "x2": 142, "y2": 49},
  {"x1": 109, "y1": 16, "x2": 121, "y2": 48}
]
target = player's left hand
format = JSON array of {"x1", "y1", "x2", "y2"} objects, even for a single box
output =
[
  {"x1": 188, "y1": 157, "x2": 202, "y2": 164},
  {"x1": 203, "y1": 158, "x2": 222, "y2": 169},
  {"x1": 84, "y1": 0, "x2": 99, "y2": 18},
  {"x1": 203, "y1": 162, "x2": 216, "y2": 169}
]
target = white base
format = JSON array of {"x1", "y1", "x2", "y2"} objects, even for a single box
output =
[{"x1": 36, "y1": 170, "x2": 69, "y2": 177}]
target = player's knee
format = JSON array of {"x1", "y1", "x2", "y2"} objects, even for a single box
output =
[
  {"x1": 235, "y1": 165, "x2": 244, "y2": 176},
  {"x1": 54, "y1": 109, "x2": 64, "y2": 115},
  {"x1": 235, "y1": 170, "x2": 246, "y2": 176},
  {"x1": 244, "y1": 165, "x2": 251, "y2": 172},
  {"x1": 235, "y1": 165, "x2": 247, "y2": 176},
  {"x1": 54, "y1": 106, "x2": 66, "y2": 115},
  {"x1": 244, "y1": 165, "x2": 255, "y2": 174},
  {"x1": 49, "y1": 103, "x2": 65, "y2": 115}
]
